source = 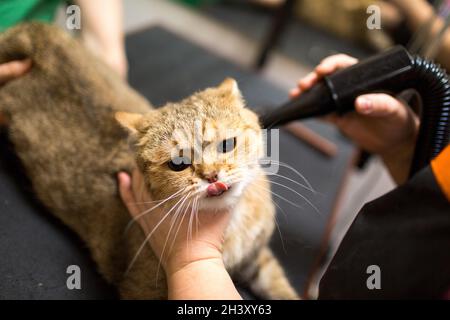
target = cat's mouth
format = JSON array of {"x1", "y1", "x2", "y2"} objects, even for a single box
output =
[
  {"x1": 199, "y1": 178, "x2": 247, "y2": 211},
  {"x1": 206, "y1": 181, "x2": 231, "y2": 197}
]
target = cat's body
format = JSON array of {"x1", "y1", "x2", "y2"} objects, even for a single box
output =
[{"x1": 0, "y1": 23, "x2": 297, "y2": 299}]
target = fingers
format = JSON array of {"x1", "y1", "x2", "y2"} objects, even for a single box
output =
[
  {"x1": 297, "y1": 72, "x2": 319, "y2": 92},
  {"x1": 131, "y1": 168, "x2": 147, "y2": 201},
  {"x1": 0, "y1": 59, "x2": 32, "y2": 85},
  {"x1": 118, "y1": 171, "x2": 139, "y2": 217},
  {"x1": 291, "y1": 54, "x2": 358, "y2": 98},
  {"x1": 289, "y1": 87, "x2": 301, "y2": 98},
  {"x1": 315, "y1": 54, "x2": 358, "y2": 75},
  {"x1": 355, "y1": 94, "x2": 408, "y2": 118}
]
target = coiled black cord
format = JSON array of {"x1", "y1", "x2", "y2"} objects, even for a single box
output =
[{"x1": 409, "y1": 56, "x2": 450, "y2": 175}]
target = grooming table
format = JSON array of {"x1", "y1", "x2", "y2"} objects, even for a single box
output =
[{"x1": 0, "y1": 26, "x2": 354, "y2": 299}]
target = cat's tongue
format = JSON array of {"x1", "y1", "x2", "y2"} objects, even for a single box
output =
[{"x1": 207, "y1": 181, "x2": 229, "y2": 197}]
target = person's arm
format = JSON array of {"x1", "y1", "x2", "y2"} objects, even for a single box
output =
[
  {"x1": 389, "y1": 0, "x2": 450, "y2": 72},
  {"x1": 167, "y1": 258, "x2": 241, "y2": 300},
  {"x1": 118, "y1": 170, "x2": 242, "y2": 300},
  {"x1": 76, "y1": 0, "x2": 127, "y2": 78},
  {"x1": 291, "y1": 54, "x2": 419, "y2": 184}
]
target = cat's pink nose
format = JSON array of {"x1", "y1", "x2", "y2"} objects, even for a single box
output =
[{"x1": 207, "y1": 181, "x2": 229, "y2": 197}]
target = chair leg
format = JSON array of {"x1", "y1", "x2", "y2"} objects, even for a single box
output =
[{"x1": 255, "y1": 0, "x2": 297, "y2": 70}]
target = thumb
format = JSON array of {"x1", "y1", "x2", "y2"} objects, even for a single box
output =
[
  {"x1": 0, "y1": 59, "x2": 32, "y2": 85},
  {"x1": 355, "y1": 94, "x2": 408, "y2": 118},
  {"x1": 118, "y1": 172, "x2": 139, "y2": 217}
]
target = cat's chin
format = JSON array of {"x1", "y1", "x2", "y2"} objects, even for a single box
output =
[
  {"x1": 199, "y1": 194, "x2": 237, "y2": 211},
  {"x1": 198, "y1": 182, "x2": 245, "y2": 212}
]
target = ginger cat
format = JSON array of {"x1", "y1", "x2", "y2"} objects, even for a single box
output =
[{"x1": 0, "y1": 23, "x2": 297, "y2": 299}]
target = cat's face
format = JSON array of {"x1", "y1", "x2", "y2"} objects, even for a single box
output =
[{"x1": 116, "y1": 78, "x2": 263, "y2": 212}]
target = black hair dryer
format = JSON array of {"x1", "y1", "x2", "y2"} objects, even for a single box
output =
[{"x1": 262, "y1": 46, "x2": 450, "y2": 178}]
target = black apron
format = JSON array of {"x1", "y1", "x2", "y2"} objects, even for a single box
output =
[{"x1": 319, "y1": 166, "x2": 450, "y2": 299}]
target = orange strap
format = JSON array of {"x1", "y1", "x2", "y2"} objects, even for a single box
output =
[{"x1": 431, "y1": 144, "x2": 450, "y2": 202}]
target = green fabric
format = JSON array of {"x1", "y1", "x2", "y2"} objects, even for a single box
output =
[
  {"x1": 173, "y1": 0, "x2": 220, "y2": 7},
  {"x1": 0, "y1": 0, "x2": 63, "y2": 32}
]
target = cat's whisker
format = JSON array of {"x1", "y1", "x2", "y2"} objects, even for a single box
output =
[
  {"x1": 246, "y1": 187, "x2": 287, "y2": 252},
  {"x1": 155, "y1": 193, "x2": 193, "y2": 285},
  {"x1": 167, "y1": 194, "x2": 193, "y2": 259},
  {"x1": 256, "y1": 177, "x2": 321, "y2": 216},
  {"x1": 187, "y1": 195, "x2": 199, "y2": 247},
  {"x1": 225, "y1": 174, "x2": 242, "y2": 185},
  {"x1": 247, "y1": 184, "x2": 288, "y2": 219},
  {"x1": 131, "y1": 198, "x2": 171, "y2": 205},
  {"x1": 253, "y1": 183, "x2": 305, "y2": 211},
  {"x1": 124, "y1": 187, "x2": 188, "y2": 234},
  {"x1": 187, "y1": 203, "x2": 193, "y2": 249},
  {"x1": 188, "y1": 192, "x2": 200, "y2": 252},
  {"x1": 235, "y1": 158, "x2": 317, "y2": 194},
  {"x1": 265, "y1": 172, "x2": 317, "y2": 194},
  {"x1": 185, "y1": 186, "x2": 208, "y2": 200},
  {"x1": 194, "y1": 196, "x2": 200, "y2": 236},
  {"x1": 131, "y1": 187, "x2": 186, "y2": 218},
  {"x1": 225, "y1": 170, "x2": 245, "y2": 184},
  {"x1": 229, "y1": 175, "x2": 311, "y2": 214},
  {"x1": 125, "y1": 192, "x2": 190, "y2": 275},
  {"x1": 262, "y1": 160, "x2": 316, "y2": 193},
  {"x1": 228, "y1": 161, "x2": 317, "y2": 197},
  {"x1": 184, "y1": 197, "x2": 195, "y2": 252},
  {"x1": 190, "y1": 196, "x2": 198, "y2": 244},
  {"x1": 229, "y1": 160, "x2": 320, "y2": 214},
  {"x1": 190, "y1": 195, "x2": 201, "y2": 253}
]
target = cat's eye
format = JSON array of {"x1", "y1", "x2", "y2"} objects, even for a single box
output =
[
  {"x1": 168, "y1": 156, "x2": 191, "y2": 171},
  {"x1": 218, "y1": 137, "x2": 236, "y2": 153}
]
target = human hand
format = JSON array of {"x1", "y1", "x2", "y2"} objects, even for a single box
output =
[
  {"x1": 0, "y1": 59, "x2": 32, "y2": 86},
  {"x1": 118, "y1": 169, "x2": 233, "y2": 277},
  {"x1": 291, "y1": 54, "x2": 419, "y2": 184},
  {"x1": 0, "y1": 59, "x2": 32, "y2": 126}
]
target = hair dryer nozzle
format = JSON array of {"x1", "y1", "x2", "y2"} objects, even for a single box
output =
[
  {"x1": 261, "y1": 46, "x2": 414, "y2": 129},
  {"x1": 261, "y1": 82, "x2": 334, "y2": 128},
  {"x1": 260, "y1": 45, "x2": 450, "y2": 177}
]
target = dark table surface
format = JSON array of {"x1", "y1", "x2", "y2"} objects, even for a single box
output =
[{"x1": 0, "y1": 26, "x2": 354, "y2": 299}]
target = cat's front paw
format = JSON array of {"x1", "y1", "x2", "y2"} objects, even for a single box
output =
[
  {"x1": 248, "y1": 247, "x2": 301, "y2": 300},
  {"x1": 270, "y1": 284, "x2": 301, "y2": 300}
]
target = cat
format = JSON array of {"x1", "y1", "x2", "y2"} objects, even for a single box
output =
[{"x1": 0, "y1": 23, "x2": 298, "y2": 299}]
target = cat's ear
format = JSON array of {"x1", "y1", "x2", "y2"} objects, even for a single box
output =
[
  {"x1": 218, "y1": 77, "x2": 241, "y2": 99},
  {"x1": 115, "y1": 112, "x2": 144, "y2": 134}
]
